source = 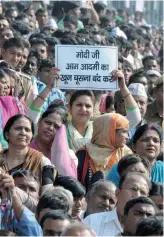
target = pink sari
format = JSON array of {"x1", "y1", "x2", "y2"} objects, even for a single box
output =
[
  {"x1": 51, "y1": 125, "x2": 77, "y2": 179},
  {"x1": 0, "y1": 96, "x2": 25, "y2": 128}
]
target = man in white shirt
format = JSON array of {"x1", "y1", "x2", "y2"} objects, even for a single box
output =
[
  {"x1": 83, "y1": 172, "x2": 150, "y2": 236},
  {"x1": 80, "y1": 180, "x2": 117, "y2": 219}
]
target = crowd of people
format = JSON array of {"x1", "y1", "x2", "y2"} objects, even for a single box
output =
[{"x1": 0, "y1": 0, "x2": 163, "y2": 236}]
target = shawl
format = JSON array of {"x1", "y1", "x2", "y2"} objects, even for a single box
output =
[
  {"x1": 51, "y1": 124, "x2": 77, "y2": 179},
  {"x1": 86, "y1": 113, "x2": 132, "y2": 171},
  {"x1": 67, "y1": 121, "x2": 93, "y2": 153},
  {"x1": 0, "y1": 148, "x2": 42, "y2": 183},
  {"x1": 0, "y1": 96, "x2": 25, "y2": 128}
]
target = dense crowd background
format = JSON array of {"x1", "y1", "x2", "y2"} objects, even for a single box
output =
[{"x1": 0, "y1": 0, "x2": 162, "y2": 236}]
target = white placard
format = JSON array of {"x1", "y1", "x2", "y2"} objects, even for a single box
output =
[{"x1": 55, "y1": 45, "x2": 118, "y2": 90}]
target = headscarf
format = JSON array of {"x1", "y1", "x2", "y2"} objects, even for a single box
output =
[{"x1": 86, "y1": 113, "x2": 132, "y2": 171}]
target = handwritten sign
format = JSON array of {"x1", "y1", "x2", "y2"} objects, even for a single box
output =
[{"x1": 55, "y1": 45, "x2": 118, "y2": 90}]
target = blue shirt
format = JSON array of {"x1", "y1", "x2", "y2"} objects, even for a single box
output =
[
  {"x1": 13, "y1": 206, "x2": 42, "y2": 236},
  {"x1": 107, "y1": 160, "x2": 164, "y2": 187}
]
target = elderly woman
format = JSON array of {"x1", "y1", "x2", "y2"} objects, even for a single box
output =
[
  {"x1": 77, "y1": 113, "x2": 132, "y2": 189},
  {"x1": 0, "y1": 114, "x2": 54, "y2": 190}
]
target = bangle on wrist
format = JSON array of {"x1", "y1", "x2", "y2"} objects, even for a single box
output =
[
  {"x1": 38, "y1": 95, "x2": 46, "y2": 101},
  {"x1": 123, "y1": 93, "x2": 131, "y2": 99}
]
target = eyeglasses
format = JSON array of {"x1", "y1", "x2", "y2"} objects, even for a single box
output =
[{"x1": 121, "y1": 186, "x2": 148, "y2": 197}]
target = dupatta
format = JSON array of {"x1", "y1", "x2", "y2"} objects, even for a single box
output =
[{"x1": 86, "y1": 113, "x2": 132, "y2": 171}]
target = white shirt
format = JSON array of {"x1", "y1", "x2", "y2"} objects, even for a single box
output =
[{"x1": 83, "y1": 208, "x2": 123, "y2": 236}]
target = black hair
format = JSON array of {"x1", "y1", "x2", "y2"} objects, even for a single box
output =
[
  {"x1": 93, "y1": 2, "x2": 106, "y2": 13},
  {"x1": 117, "y1": 154, "x2": 151, "y2": 176},
  {"x1": 15, "y1": 12, "x2": 28, "y2": 21},
  {"x1": 135, "y1": 216, "x2": 163, "y2": 236},
  {"x1": 3, "y1": 114, "x2": 34, "y2": 142},
  {"x1": 0, "y1": 68, "x2": 9, "y2": 80},
  {"x1": 119, "y1": 172, "x2": 151, "y2": 189},
  {"x1": 12, "y1": 169, "x2": 39, "y2": 183},
  {"x1": 45, "y1": 36, "x2": 60, "y2": 46},
  {"x1": 27, "y1": 48, "x2": 42, "y2": 66},
  {"x1": 124, "y1": 196, "x2": 157, "y2": 216},
  {"x1": 128, "y1": 70, "x2": 147, "y2": 86},
  {"x1": 29, "y1": 33, "x2": 47, "y2": 42},
  {"x1": 54, "y1": 176, "x2": 86, "y2": 198},
  {"x1": 106, "y1": 95, "x2": 114, "y2": 110},
  {"x1": 36, "y1": 192, "x2": 70, "y2": 217},
  {"x1": 40, "y1": 106, "x2": 68, "y2": 125},
  {"x1": 38, "y1": 59, "x2": 55, "y2": 71},
  {"x1": 11, "y1": 21, "x2": 30, "y2": 35},
  {"x1": 22, "y1": 38, "x2": 31, "y2": 51},
  {"x1": 142, "y1": 55, "x2": 157, "y2": 66},
  {"x1": 40, "y1": 209, "x2": 72, "y2": 228},
  {"x1": 132, "y1": 124, "x2": 163, "y2": 146},
  {"x1": 149, "y1": 182, "x2": 163, "y2": 197},
  {"x1": 0, "y1": 14, "x2": 8, "y2": 21},
  {"x1": 2, "y1": 37, "x2": 24, "y2": 50},
  {"x1": 35, "y1": 8, "x2": 48, "y2": 17},
  {"x1": 5, "y1": 7, "x2": 18, "y2": 16},
  {"x1": 64, "y1": 15, "x2": 78, "y2": 27},
  {"x1": 30, "y1": 38, "x2": 48, "y2": 48},
  {"x1": 70, "y1": 90, "x2": 95, "y2": 107}
]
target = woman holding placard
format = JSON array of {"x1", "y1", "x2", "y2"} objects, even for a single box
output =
[{"x1": 67, "y1": 90, "x2": 95, "y2": 153}]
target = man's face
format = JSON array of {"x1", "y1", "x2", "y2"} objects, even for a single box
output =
[
  {"x1": 64, "y1": 21, "x2": 77, "y2": 33},
  {"x1": 32, "y1": 44, "x2": 47, "y2": 59},
  {"x1": 147, "y1": 75, "x2": 158, "y2": 94},
  {"x1": 14, "y1": 175, "x2": 40, "y2": 200},
  {"x1": 72, "y1": 7, "x2": 81, "y2": 18},
  {"x1": 16, "y1": 48, "x2": 29, "y2": 71},
  {"x1": 43, "y1": 218, "x2": 71, "y2": 236},
  {"x1": 123, "y1": 203, "x2": 156, "y2": 235},
  {"x1": 6, "y1": 10, "x2": 18, "y2": 22},
  {"x1": 133, "y1": 95, "x2": 147, "y2": 118},
  {"x1": 36, "y1": 12, "x2": 49, "y2": 28},
  {"x1": 144, "y1": 59, "x2": 158, "y2": 71},
  {"x1": 23, "y1": 56, "x2": 38, "y2": 76},
  {"x1": 2, "y1": 47, "x2": 22, "y2": 69},
  {"x1": 87, "y1": 187, "x2": 117, "y2": 214},
  {"x1": 0, "y1": 28, "x2": 13, "y2": 47},
  {"x1": 0, "y1": 19, "x2": 9, "y2": 29},
  {"x1": 72, "y1": 196, "x2": 85, "y2": 217},
  {"x1": 116, "y1": 175, "x2": 149, "y2": 216},
  {"x1": 39, "y1": 67, "x2": 51, "y2": 85}
]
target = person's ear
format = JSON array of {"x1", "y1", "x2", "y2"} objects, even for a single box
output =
[
  {"x1": 1, "y1": 48, "x2": 5, "y2": 57},
  {"x1": 5, "y1": 132, "x2": 8, "y2": 140}
]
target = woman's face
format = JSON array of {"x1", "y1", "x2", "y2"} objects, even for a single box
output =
[
  {"x1": 0, "y1": 75, "x2": 10, "y2": 96},
  {"x1": 70, "y1": 95, "x2": 94, "y2": 125},
  {"x1": 7, "y1": 117, "x2": 33, "y2": 147},
  {"x1": 134, "y1": 130, "x2": 161, "y2": 162},
  {"x1": 115, "y1": 128, "x2": 129, "y2": 148},
  {"x1": 38, "y1": 112, "x2": 63, "y2": 144}
]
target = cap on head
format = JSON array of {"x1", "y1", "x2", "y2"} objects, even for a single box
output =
[
  {"x1": 146, "y1": 70, "x2": 161, "y2": 78},
  {"x1": 128, "y1": 83, "x2": 147, "y2": 98},
  {"x1": 154, "y1": 75, "x2": 164, "y2": 87}
]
